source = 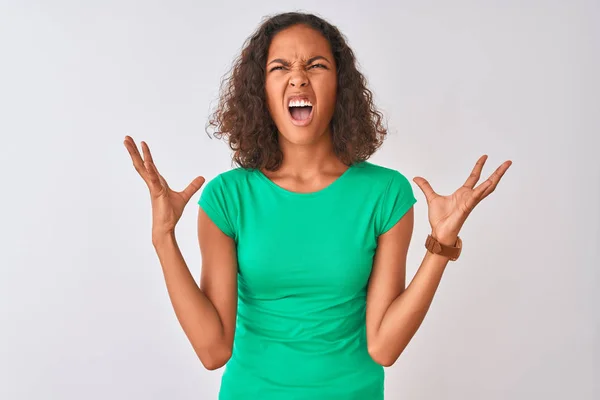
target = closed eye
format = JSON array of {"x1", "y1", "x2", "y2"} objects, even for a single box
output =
[
  {"x1": 309, "y1": 63, "x2": 327, "y2": 70},
  {"x1": 269, "y1": 65, "x2": 285, "y2": 72}
]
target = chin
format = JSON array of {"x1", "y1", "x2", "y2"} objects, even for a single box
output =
[{"x1": 279, "y1": 128, "x2": 323, "y2": 145}]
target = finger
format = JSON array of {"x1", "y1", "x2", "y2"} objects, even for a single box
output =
[
  {"x1": 157, "y1": 172, "x2": 170, "y2": 189},
  {"x1": 139, "y1": 141, "x2": 164, "y2": 188},
  {"x1": 123, "y1": 136, "x2": 150, "y2": 183},
  {"x1": 147, "y1": 161, "x2": 170, "y2": 189},
  {"x1": 141, "y1": 141, "x2": 155, "y2": 164},
  {"x1": 144, "y1": 159, "x2": 163, "y2": 189},
  {"x1": 124, "y1": 136, "x2": 144, "y2": 162},
  {"x1": 463, "y1": 154, "x2": 488, "y2": 189},
  {"x1": 180, "y1": 176, "x2": 206, "y2": 203},
  {"x1": 413, "y1": 177, "x2": 439, "y2": 203},
  {"x1": 465, "y1": 180, "x2": 493, "y2": 210},
  {"x1": 477, "y1": 160, "x2": 512, "y2": 200}
]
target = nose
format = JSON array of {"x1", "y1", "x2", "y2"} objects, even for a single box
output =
[{"x1": 289, "y1": 72, "x2": 308, "y2": 88}]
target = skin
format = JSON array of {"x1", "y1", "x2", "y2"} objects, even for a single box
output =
[
  {"x1": 123, "y1": 23, "x2": 512, "y2": 371},
  {"x1": 262, "y1": 24, "x2": 348, "y2": 192}
]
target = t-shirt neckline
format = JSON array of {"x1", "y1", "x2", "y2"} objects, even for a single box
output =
[{"x1": 253, "y1": 162, "x2": 360, "y2": 197}]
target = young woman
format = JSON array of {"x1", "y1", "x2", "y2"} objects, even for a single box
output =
[{"x1": 124, "y1": 12, "x2": 511, "y2": 400}]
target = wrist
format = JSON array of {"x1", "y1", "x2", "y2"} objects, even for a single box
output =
[
  {"x1": 152, "y1": 230, "x2": 176, "y2": 247},
  {"x1": 431, "y1": 231, "x2": 458, "y2": 247}
]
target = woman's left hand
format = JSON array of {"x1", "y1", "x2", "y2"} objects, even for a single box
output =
[{"x1": 413, "y1": 155, "x2": 512, "y2": 245}]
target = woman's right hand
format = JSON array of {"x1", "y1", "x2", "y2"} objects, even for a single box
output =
[{"x1": 123, "y1": 136, "x2": 205, "y2": 240}]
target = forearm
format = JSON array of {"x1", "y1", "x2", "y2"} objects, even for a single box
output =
[
  {"x1": 372, "y1": 248, "x2": 451, "y2": 365},
  {"x1": 152, "y1": 233, "x2": 230, "y2": 369}
]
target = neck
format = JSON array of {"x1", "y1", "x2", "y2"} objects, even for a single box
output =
[{"x1": 276, "y1": 129, "x2": 345, "y2": 178}]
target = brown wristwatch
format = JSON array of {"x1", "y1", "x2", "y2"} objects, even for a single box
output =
[{"x1": 425, "y1": 234, "x2": 462, "y2": 261}]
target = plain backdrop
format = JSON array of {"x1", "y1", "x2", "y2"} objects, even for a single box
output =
[{"x1": 1, "y1": 1, "x2": 598, "y2": 399}]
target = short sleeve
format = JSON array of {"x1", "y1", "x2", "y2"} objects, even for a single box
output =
[
  {"x1": 376, "y1": 171, "x2": 417, "y2": 236},
  {"x1": 198, "y1": 175, "x2": 236, "y2": 240}
]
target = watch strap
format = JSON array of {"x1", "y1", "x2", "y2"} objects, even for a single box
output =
[{"x1": 425, "y1": 234, "x2": 462, "y2": 261}]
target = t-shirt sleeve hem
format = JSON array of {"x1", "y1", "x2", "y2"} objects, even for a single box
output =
[
  {"x1": 379, "y1": 196, "x2": 417, "y2": 236},
  {"x1": 198, "y1": 198, "x2": 235, "y2": 239}
]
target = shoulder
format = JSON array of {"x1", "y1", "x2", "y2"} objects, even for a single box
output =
[
  {"x1": 198, "y1": 168, "x2": 253, "y2": 239},
  {"x1": 199, "y1": 167, "x2": 252, "y2": 205},
  {"x1": 212, "y1": 167, "x2": 253, "y2": 183},
  {"x1": 352, "y1": 161, "x2": 412, "y2": 190},
  {"x1": 356, "y1": 162, "x2": 417, "y2": 236},
  {"x1": 203, "y1": 167, "x2": 254, "y2": 192}
]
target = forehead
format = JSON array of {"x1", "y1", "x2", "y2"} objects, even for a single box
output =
[{"x1": 267, "y1": 24, "x2": 333, "y2": 61}]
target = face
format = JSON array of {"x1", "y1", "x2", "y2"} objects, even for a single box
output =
[{"x1": 265, "y1": 24, "x2": 337, "y2": 146}]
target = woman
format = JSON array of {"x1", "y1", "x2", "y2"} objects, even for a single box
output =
[{"x1": 123, "y1": 12, "x2": 511, "y2": 399}]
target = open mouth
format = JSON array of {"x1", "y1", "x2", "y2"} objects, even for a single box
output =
[{"x1": 288, "y1": 98, "x2": 313, "y2": 126}]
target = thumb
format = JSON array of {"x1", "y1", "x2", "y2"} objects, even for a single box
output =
[
  {"x1": 181, "y1": 176, "x2": 206, "y2": 203},
  {"x1": 413, "y1": 176, "x2": 438, "y2": 203}
]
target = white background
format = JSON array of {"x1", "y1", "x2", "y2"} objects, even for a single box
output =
[{"x1": 1, "y1": 1, "x2": 598, "y2": 399}]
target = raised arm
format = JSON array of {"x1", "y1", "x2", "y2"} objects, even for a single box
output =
[
  {"x1": 152, "y1": 211, "x2": 237, "y2": 370},
  {"x1": 123, "y1": 136, "x2": 237, "y2": 370},
  {"x1": 366, "y1": 156, "x2": 511, "y2": 366},
  {"x1": 195, "y1": 207, "x2": 238, "y2": 369}
]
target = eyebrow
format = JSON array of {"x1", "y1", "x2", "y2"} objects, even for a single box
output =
[{"x1": 267, "y1": 55, "x2": 332, "y2": 66}]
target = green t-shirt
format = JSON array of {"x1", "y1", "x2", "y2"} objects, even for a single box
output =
[{"x1": 198, "y1": 161, "x2": 416, "y2": 399}]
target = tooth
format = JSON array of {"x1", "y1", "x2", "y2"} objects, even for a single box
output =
[{"x1": 289, "y1": 98, "x2": 313, "y2": 107}]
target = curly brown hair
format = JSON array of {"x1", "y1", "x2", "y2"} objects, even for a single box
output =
[{"x1": 207, "y1": 12, "x2": 387, "y2": 171}]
